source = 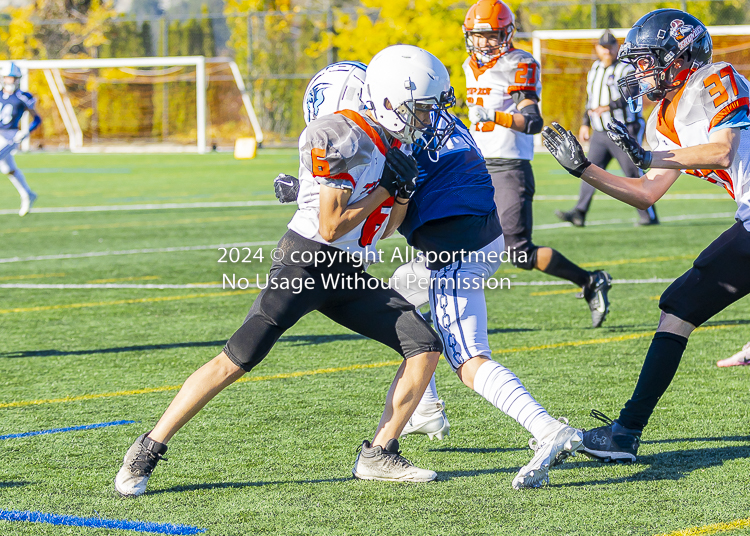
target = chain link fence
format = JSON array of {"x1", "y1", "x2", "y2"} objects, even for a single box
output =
[{"x1": 3, "y1": 1, "x2": 750, "y2": 144}]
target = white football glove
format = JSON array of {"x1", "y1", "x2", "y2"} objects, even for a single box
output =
[
  {"x1": 13, "y1": 130, "x2": 28, "y2": 144},
  {"x1": 468, "y1": 104, "x2": 492, "y2": 124}
]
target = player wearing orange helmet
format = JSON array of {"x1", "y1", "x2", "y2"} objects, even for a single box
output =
[{"x1": 463, "y1": 0, "x2": 613, "y2": 328}]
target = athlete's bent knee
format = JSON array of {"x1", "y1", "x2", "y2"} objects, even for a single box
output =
[
  {"x1": 656, "y1": 312, "x2": 695, "y2": 339},
  {"x1": 505, "y1": 241, "x2": 537, "y2": 271}
]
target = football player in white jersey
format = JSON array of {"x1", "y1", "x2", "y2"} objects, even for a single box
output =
[
  {"x1": 462, "y1": 0, "x2": 614, "y2": 328},
  {"x1": 542, "y1": 9, "x2": 750, "y2": 461},
  {"x1": 114, "y1": 46, "x2": 454, "y2": 497}
]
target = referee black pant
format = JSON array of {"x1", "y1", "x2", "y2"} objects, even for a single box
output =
[{"x1": 575, "y1": 126, "x2": 657, "y2": 222}]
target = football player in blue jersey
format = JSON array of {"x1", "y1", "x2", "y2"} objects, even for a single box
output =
[
  {"x1": 0, "y1": 63, "x2": 41, "y2": 216},
  {"x1": 278, "y1": 61, "x2": 585, "y2": 490}
]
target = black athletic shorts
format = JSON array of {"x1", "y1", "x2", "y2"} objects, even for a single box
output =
[
  {"x1": 660, "y1": 221, "x2": 750, "y2": 326},
  {"x1": 487, "y1": 159, "x2": 536, "y2": 261},
  {"x1": 224, "y1": 230, "x2": 443, "y2": 372}
]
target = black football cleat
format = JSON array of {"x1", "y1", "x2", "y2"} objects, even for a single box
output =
[
  {"x1": 555, "y1": 209, "x2": 585, "y2": 227},
  {"x1": 583, "y1": 270, "x2": 612, "y2": 328},
  {"x1": 582, "y1": 410, "x2": 641, "y2": 463}
]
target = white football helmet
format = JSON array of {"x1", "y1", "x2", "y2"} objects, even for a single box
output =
[
  {"x1": 364, "y1": 45, "x2": 455, "y2": 150},
  {"x1": 303, "y1": 61, "x2": 367, "y2": 125}
]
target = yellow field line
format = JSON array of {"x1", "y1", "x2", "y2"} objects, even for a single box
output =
[
  {"x1": 0, "y1": 289, "x2": 258, "y2": 315},
  {"x1": 492, "y1": 324, "x2": 730, "y2": 355},
  {"x1": 0, "y1": 360, "x2": 403, "y2": 409},
  {"x1": 87, "y1": 275, "x2": 160, "y2": 284},
  {"x1": 0, "y1": 212, "x2": 291, "y2": 235},
  {"x1": 530, "y1": 288, "x2": 580, "y2": 296},
  {"x1": 580, "y1": 254, "x2": 695, "y2": 268},
  {"x1": 0, "y1": 272, "x2": 66, "y2": 281},
  {"x1": 0, "y1": 324, "x2": 734, "y2": 410},
  {"x1": 655, "y1": 517, "x2": 750, "y2": 536}
]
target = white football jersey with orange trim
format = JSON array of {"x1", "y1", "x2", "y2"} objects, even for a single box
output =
[
  {"x1": 646, "y1": 62, "x2": 750, "y2": 215},
  {"x1": 288, "y1": 110, "x2": 394, "y2": 259},
  {"x1": 462, "y1": 48, "x2": 541, "y2": 160}
]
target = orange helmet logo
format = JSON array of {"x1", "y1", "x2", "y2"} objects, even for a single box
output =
[{"x1": 463, "y1": 0, "x2": 516, "y2": 63}]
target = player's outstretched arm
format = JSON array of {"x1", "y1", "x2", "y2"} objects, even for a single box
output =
[
  {"x1": 543, "y1": 122, "x2": 681, "y2": 210},
  {"x1": 650, "y1": 127, "x2": 740, "y2": 170},
  {"x1": 607, "y1": 119, "x2": 740, "y2": 171}
]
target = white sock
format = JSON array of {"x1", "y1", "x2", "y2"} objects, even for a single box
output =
[
  {"x1": 416, "y1": 373, "x2": 440, "y2": 413},
  {"x1": 473, "y1": 360, "x2": 560, "y2": 440},
  {"x1": 8, "y1": 170, "x2": 31, "y2": 197}
]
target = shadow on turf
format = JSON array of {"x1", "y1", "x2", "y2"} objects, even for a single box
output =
[
  {"x1": 0, "y1": 341, "x2": 229, "y2": 358},
  {"x1": 150, "y1": 477, "x2": 351, "y2": 494},
  {"x1": 555, "y1": 443, "x2": 750, "y2": 487},
  {"x1": 0, "y1": 481, "x2": 30, "y2": 488},
  {"x1": 0, "y1": 334, "x2": 376, "y2": 358}
]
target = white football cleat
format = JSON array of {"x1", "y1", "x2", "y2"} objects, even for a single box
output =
[
  {"x1": 19, "y1": 190, "x2": 36, "y2": 217},
  {"x1": 114, "y1": 433, "x2": 167, "y2": 497},
  {"x1": 512, "y1": 418, "x2": 583, "y2": 490},
  {"x1": 717, "y1": 342, "x2": 750, "y2": 367},
  {"x1": 353, "y1": 439, "x2": 436, "y2": 482},
  {"x1": 401, "y1": 400, "x2": 450, "y2": 440}
]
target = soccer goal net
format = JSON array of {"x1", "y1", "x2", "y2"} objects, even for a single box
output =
[
  {"x1": 532, "y1": 26, "x2": 750, "y2": 137},
  {"x1": 8, "y1": 56, "x2": 263, "y2": 153}
]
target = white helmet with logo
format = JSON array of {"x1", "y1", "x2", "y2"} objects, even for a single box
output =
[
  {"x1": 303, "y1": 61, "x2": 367, "y2": 125},
  {"x1": 364, "y1": 45, "x2": 455, "y2": 150}
]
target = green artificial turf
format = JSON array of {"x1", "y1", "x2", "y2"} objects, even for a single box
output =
[{"x1": 1, "y1": 150, "x2": 749, "y2": 535}]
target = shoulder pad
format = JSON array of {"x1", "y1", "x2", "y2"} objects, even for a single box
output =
[
  {"x1": 17, "y1": 91, "x2": 35, "y2": 109},
  {"x1": 301, "y1": 112, "x2": 381, "y2": 181},
  {"x1": 680, "y1": 62, "x2": 750, "y2": 129},
  {"x1": 500, "y1": 49, "x2": 541, "y2": 93}
]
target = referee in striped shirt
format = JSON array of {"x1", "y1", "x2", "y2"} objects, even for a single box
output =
[{"x1": 556, "y1": 30, "x2": 658, "y2": 227}]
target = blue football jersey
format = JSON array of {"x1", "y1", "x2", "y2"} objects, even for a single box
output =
[
  {"x1": 399, "y1": 115, "x2": 498, "y2": 244},
  {"x1": 0, "y1": 90, "x2": 36, "y2": 131}
]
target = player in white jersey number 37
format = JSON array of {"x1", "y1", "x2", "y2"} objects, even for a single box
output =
[{"x1": 543, "y1": 9, "x2": 750, "y2": 462}]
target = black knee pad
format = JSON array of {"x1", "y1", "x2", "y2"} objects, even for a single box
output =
[{"x1": 505, "y1": 239, "x2": 538, "y2": 270}]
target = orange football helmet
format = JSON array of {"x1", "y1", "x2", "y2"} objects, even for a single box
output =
[{"x1": 463, "y1": 0, "x2": 516, "y2": 63}]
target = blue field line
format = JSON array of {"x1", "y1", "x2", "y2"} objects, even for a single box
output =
[
  {"x1": 0, "y1": 420, "x2": 136, "y2": 440},
  {"x1": 0, "y1": 510, "x2": 205, "y2": 534}
]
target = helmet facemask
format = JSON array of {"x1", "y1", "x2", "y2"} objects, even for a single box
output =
[
  {"x1": 3, "y1": 76, "x2": 19, "y2": 94},
  {"x1": 465, "y1": 25, "x2": 515, "y2": 65},
  {"x1": 617, "y1": 49, "x2": 691, "y2": 112},
  {"x1": 385, "y1": 87, "x2": 456, "y2": 151}
]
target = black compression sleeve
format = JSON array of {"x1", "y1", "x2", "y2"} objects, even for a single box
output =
[{"x1": 518, "y1": 103, "x2": 543, "y2": 135}]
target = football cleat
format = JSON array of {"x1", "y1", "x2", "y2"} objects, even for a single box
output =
[
  {"x1": 352, "y1": 439, "x2": 437, "y2": 482},
  {"x1": 581, "y1": 410, "x2": 641, "y2": 463},
  {"x1": 717, "y1": 341, "x2": 750, "y2": 367},
  {"x1": 583, "y1": 270, "x2": 612, "y2": 328},
  {"x1": 512, "y1": 418, "x2": 583, "y2": 490},
  {"x1": 401, "y1": 400, "x2": 450, "y2": 440},
  {"x1": 554, "y1": 209, "x2": 585, "y2": 227},
  {"x1": 19, "y1": 190, "x2": 36, "y2": 217},
  {"x1": 114, "y1": 433, "x2": 167, "y2": 497}
]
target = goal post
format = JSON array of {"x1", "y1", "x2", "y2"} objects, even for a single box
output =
[{"x1": 9, "y1": 56, "x2": 264, "y2": 153}]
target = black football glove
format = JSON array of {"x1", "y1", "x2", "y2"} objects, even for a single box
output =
[
  {"x1": 379, "y1": 147, "x2": 419, "y2": 197},
  {"x1": 274, "y1": 173, "x2": 300, "y2": 203},
  {"x1": 607, "y1": 119, "x2": 652, "y2": 170},
  {"x1": 542, "y1": 122, "x2": 592, "y2": 178}
]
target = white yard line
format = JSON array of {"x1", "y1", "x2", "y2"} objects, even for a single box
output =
[
  {"x1": 0, "y1": 278, "x2": 675, "y2": 290},
  {"x1": 0, "y1": 241, "x2": 278, "y2": 264},
  {"x1": 535, "y1": 212, "x2": 735, "y2": 230},
  {"x1": 0, "y1": 200, "x2": 283, "y2": 216}
]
